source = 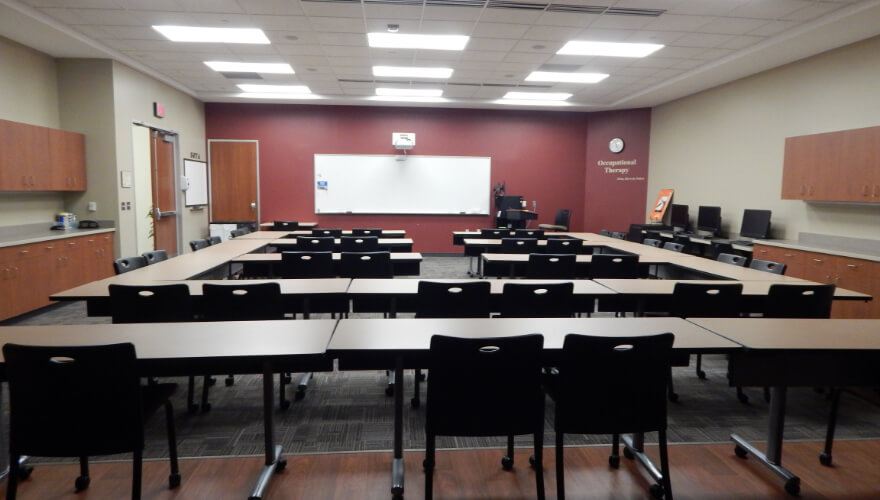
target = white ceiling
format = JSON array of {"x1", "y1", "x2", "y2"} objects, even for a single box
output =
[{"x1": 2, "y1": 0, "x2": 880, "y2": 111}]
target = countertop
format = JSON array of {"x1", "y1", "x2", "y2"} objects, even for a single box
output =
[
  {"x1": 752, "y1": 235, "x2": 880, "y2": 263},
  {"x1": 0, "y1": 224, "x2": 115, "y2": 249}
]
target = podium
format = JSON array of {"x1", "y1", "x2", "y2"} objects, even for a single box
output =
[{"x1": 500, "y1": 209, "x2": 538, "y2": 229}]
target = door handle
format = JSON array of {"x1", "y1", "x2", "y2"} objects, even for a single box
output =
[
  {"x1": 159, "y1": 210, "x2": 177, "y2": 217},
  {"x1": 250, "y1": 202, "x2": 256, "y2": 211}
]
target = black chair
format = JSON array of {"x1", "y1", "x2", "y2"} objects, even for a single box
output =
[
  {"x1": 589, "y1": 254, "x2": 640, "y2": 279},
  {"x1": 312, "y1": 228, "x2": 342, "y2": 237},
  {"x1": 229, "y1": 229, "x2": 247, "y2": 238},
  {"x1": 142, "y1": 250, "x2": 169, "y2": 264},
  {"x1": 545, "y1": 238, "x2": 583, "y2": 254},
  {"x1": 538, "y1": 209, "x2": 571, "y2": 232},
  {"x1": 480, "y1": 228, "x2": 509, "y2": 238},
  {"x1": 662, "y1": 242, "x2": 684, "y2": 252},
  {"x1": 526, "y1": 253, "x2": 576, "y2": 279},
  {"x1": 717, "y1": 252, "x2": 747, "y2": 266},
  {"x1": 425, "y1": 334, "x2": 545, "y2": 500},
  {"x1": 749, "y1": 258, "x2": 786, "y2": 274},
  {"x1": 610, "y1": 231, "x2": 626, "y2": 240},
  {"x1": 411, "y1": 281, "x2": 492, "y2": 407},
  {"x1": 273, "y1": 220, "x2": 299, "y2": 230},
  {"x1": 280, "y1": 251, "x2": 335, "y2": 278},
  {"x1": 500, "y1": 237, "x2": 538, "y2": 254},
  {"x1": 114, "y1": 256, "x2": 148, "y2": 275},
  {"x1": 3, "y1": 342, "x2": 181, "y2": 499},
  {"x1": 599, "y1": 229, "x2": 613, "y2": 237},
  {"x1": 548, "y1": 333, "x2": 674, "y2": 500},
  {"x1": 207, "y1": 236, "x2": 221, "y2": 245},
  {"x1": 295, "y1": 235, "x2": 335, "y2": 251},
  {"x1": 189, "y1": 239, "x2": 210, "y2": 251},
  {"x1": 643, "y1": 238, "x2": 662, "y2": 248},
  {"x1": 499, "y1": 282, "x2": 575, "y2": 318},
  {"x1": 339, "y1": 251, "x2": 393, "y2": 278},
  {"x1": 352, "y1": 228, "x2": 382, "y2": 236},
  {"x1": 515, "y1": 229, "x2": 544, "y2": 238},
  {"x1": 340, "y1": 235, "x2": 379, "y2": 252},
  {"x1": 765, "y1": 283, "x2": 835, "y2": 319}
]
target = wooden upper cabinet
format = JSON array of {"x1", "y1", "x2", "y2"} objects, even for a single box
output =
[
  {"x1": 0, "y1": 118, "x2": 86, "y2": 192},
  {"x1": 782, "y1": 125, "x2": 880, "y2": 202}
]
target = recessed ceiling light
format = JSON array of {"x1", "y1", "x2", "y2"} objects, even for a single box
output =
[
  {"x1": 503, "y1": 91, "x2": 572, "y2": 101},
  {"x1": 237, "y1": 84, "x2": 311, "y2": 94},
  {"x1": 557, "y1": 41, "x2": 663, "y2": 57},
  {"x1": 370, "y1": 96, "x2": 448, "y2": 103},
  {"x1": 373, "y1": 66, "x2": 453, "y2": 79},
  {"x1": 368, "y1": 33, "x2": 469, "y2": 51},
  {"x1": 153, "y1": 25, "x2": 270, "y2": 44},
  {"x1": 494, "y1": 99, "x2": 572, "y2": 107},
  {"x1": 376, "y1": 88, "x2": 443, "y2": 97},
  {"x1": 238, "y1": 93, "x2": 323, "y2": 100},
  {"x1": 525, "y1": 71, "x2": 609, "y2": 84},
  {"x1": 205, "y1": 62, "x2": 294, "y2": 74}
]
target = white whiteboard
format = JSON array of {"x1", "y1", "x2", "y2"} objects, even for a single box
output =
[
  {"x1": 183, "y1": 159, "x2": 208, "y2": 206},
  {"x1": 314, "y1": 154, "x2": 490, "y2": 215}
]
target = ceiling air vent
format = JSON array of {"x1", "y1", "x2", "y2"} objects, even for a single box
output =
[
  {"x1": 220, "y1": 72, "x2": 263, "y2": 80},
  {"x1": 604, "y1": 7, "x2": 665, "y2": 16},
  {"x1": 487, "y1": 1, "x2": 549, "y2": 11},
  {"x1": 546, "y1": 4, "x2": 607, "y2": 14}
]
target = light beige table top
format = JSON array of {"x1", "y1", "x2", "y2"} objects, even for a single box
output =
[
  {"x1": 481, "y1": 252, "x2": 669, "y2": 264},
  {"x1": 232, "y1": 252, "x2": 423, "y2": 263},
  {"x1": 689, "y1": 318, "x2": 880, "y2": 350},
  {"x1": 328, "y1": 316, "x2": 739, "y2": 352},
  {"x1": 594, "y1": 279, "x2": 869, "y2": 299},
  {"x1": 347, "y1": 278, "x2": 616, "y2": 296},
  {"x1": 51, "y1": 278, "x2": 352, "y2": 300}
]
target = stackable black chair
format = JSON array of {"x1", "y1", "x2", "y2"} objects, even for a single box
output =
[
  {"x1": 352, "y1": 228, "x2": 382, "y2": 236},
  {"x1": 229, "y1": 229, "x2": 248, "y2": 238},
  {"x1": 545, "y1": 238, "x2": 583, "y2": 254},
  {"x1": 280, "y1": 251, "x2": 335, "y2": 278},
  {"x1": 526, "y1": 253, "x2": 576, "y2": 279},
  {"x1": 599, "y1": 229, "x2": 613, "y2": 236},
  {"x1": 4, "y1": 342, "x2": 181, "y2": 499},
  {"x1": 610, "y1": 231, "x2": 627, "y2": 240},
  {"x1": 480, "y1": 228, "x2": 509, "y2": 238},
  {"x1": 642, "y1": 238, "x2": 662, "y2": 248},
  {"x1": 340, "y1": 235, "x2": 379, "y2": 252},
  {"x1": 515, "y1": 229, "x2": 544, "y2": 238},
  {"x1": 538, "y1": 209, "x2": 571, "y2": 232},
  {"x1": 662, "y1": 241, "x2": 684, "y2": 253},
  {"x1": 425, "y1": 334, "x2": 545, "y2": 500},
  {"x1": 141, "y1": 249, "x2": 169, "y2": 264},
  {"x1": 207, "y1": 236, "x2": 221, "y2": 245},
  {"x1": 500, "y1": 237, "x2": 538, "y2": 254},
  {"x1": 499, "y1": 282, "x2": 575, "y2": 318},
  {"x1": 717, "y1": 253, "x2": 747, "y2": 266},
  {"x1": 411, "y1": 281, "x2": 492, "y2": 407},
  {"x1": 273, "y1": 220, "x2": 299, "y2": 230},
  {"x1": 114, "y1": 256, "x2": 148, "y2": 275},
  {"x1": 295, "y1": 235, "x2": 335, "y2": 251},
  {"x1": 589, "y1": 254, "x2": 640, "y2": 279},
  {"x1": 189, "y1": 239, "x2": 210, "y2": 251},
  {"x1": 339, "y1": 251, "x2": 393, "y2": 278},
  {"x1": 548, "y1": 333, "x2": 674, "y2": 500},
  {"x1": 312, "y1": 228, "x2": 342, "y2": 237},
  {"x1": 749, "y1": 259, "x2": 786, "y2": 274}
]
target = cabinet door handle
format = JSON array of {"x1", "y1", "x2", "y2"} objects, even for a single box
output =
[
  {"x1": 847, "y1": 264, "x2": 858, "y2": 268},
  {"x1": 68, "y1": 242, "x2": 76, "y2": 246},
  {"x1": 19, "y1": 250, "x2": 28, "y2": 255},
  {"x1": 813, "y1": 258, "x2": 823, "y2": 263},
  {"x1": 808, "y1": 185, "x2": 814, "y2": 195},
  {"x1": 45, "y1": 246, "x2": 54, "y2": 250}
]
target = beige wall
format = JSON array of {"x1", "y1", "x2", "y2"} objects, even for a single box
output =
[{"x1": 648, "y1": 35, "x2": 880, "y2": 240}]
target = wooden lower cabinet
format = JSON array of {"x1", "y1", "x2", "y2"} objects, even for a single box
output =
[
  {"x1": 753, "y1": 244, "x2": 879, "y2": 318},
  {"x1": 0, "y1": 233, "x2": 114, "y2": 321}
]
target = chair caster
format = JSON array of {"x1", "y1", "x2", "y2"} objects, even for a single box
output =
[
  {"x1": 819, "y1": 452, "x2": 832, "y2": 466},
  {"x1": 734, "y1": 445, "x2": 748, "y2": 459},
  {"x1": 75, "y1": 475, "x2": 90, "y2": 491},
  {"x1": 623, "y1": 446, "x2": 635, "y2": 460},
  {"x1": 423, "y1": 458, "x2": 434, "y2": 471},
  {"x1": 295, "y1": 389, "x2": 306, "y2": 401},
  {"x1": 169, "y1": 472, "x2": 182, "y2": 488},
  {"x1": 528, "y1": 454, "x2": 536, "y2": 468},
  {"x1": 650, "y1": 483, "x2": 665, "y2": 499},
  {"x1": 501, "y1": 455, "x2": 513, "y2": 470},
  {"x1": 225, "y1": 375, "x2": 235, "y2": 387},
  {"x1": 280, "y1": 399, "x2": 291, "y2": 410},
  {"x1": 276, "y1": 457, "x2": 287, "y2": 472},
  {"x1": 784, "y1": 478, "x2": 800, "y2": 496},
  {"x1": 609, "y1": 454, "x2": 620, "y2": 468},
  {"x1": 207, "y1": 376, "x2": 217, "y2": 386},
  {"x1": 385, "y1": 385, "x2": 394, "y2": 396},
  {"x1": 697, "y1": 369, "x2": 706, "y2": 379},
  {"x1": 411, "y1": 397, "x2": 420, "y2": 408}
]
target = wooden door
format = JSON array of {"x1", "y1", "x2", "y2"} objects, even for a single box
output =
[
  {"x1": 209, "y1": 140, "x2": 258, "y2": 223},
  {"x1": 150, "y1": 131, "x2": 178, "y2": 255}
]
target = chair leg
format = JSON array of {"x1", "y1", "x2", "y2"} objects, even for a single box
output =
[
  {"x1": 534, "y1": 430, "x2": 545, "y2": 500},
  {"x1": 186, "y1": 376, "x2": 198, "y2": 413},
  {"x1": 76, "y1": 456, "x2": 90, "y2": 491},
  {"x1": 695, "y1": 354, "x2": 706, "y2": 379},
  {"x1": 132, "y1": 449, "x2": 142, "y2": 500},
  {"x1": 658, "y1": 429, "x2": 673, "y2": 500},
  {"x1": 164, "y1": 401, "x2": 182, "y2": 488},
  {"x1": 7, "y1": 453, "x2": 20, "y2": 500},
  {"x1": 821, "y1": 387, "x2": 842, "y2": 466},
  {"x1": 555, "y1": 431, "x2": 565, "y2": 500},
  {"x1": 279, "y1": 373, "x2": 290, "y2": 410},
  {"x1": 200, "y1": 375, "x2": 212, "y2": 413},
  {"x1": 411, "y1": 369, "x2": 422, "y2": 408},
  {"x1": 736, "y1": 386, "x2": 749, "y2": 404},
  {"x1": 425, "y1": 433, "x2": 435, "y2": 500},
  {"x1": 610, "y1": 434, "x2": 620, "y2": 468},
  {"x1": 502, "y1": 435, "x2": 514, "y2": 470}
]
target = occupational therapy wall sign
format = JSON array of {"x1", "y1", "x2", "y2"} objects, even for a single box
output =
[{"x1": 597, "y1": 158, "x2": 644, "y2": 182}]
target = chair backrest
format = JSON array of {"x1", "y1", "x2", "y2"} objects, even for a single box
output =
[
  {"x1": 642, "y1": 238, "x2": 662, "y2": 248},
  {"x1": 229, "y1": 229, "x2": 247, "y2": 238},
  {"x1": 527, "y1": 253, "x2": 577, "y2": 279},
  {"x1": 416, "y1": 281, "x2": 491, "y2": 318},
  {"x1": 201, "y1": 282, "x2": 285, "y2": 320},
  {"x1": 426, "y1": 334, "x2": 544, "y2": 437},
  {"x1": 716, "y1": 252, "x2": 747, "y2": 266},
  {"x1": 273, "y1": 220, "x2": 299, "y2": 230},
  {"x1": 312, "y1": 228, "x2": 342, "y2": 237},
  {"x1": 749, "y1": 259, "x2": 786, "y2": 275},
  {"x1": 671, "y1": 282, "x2": 743, "y2": 318},
  {"x1": 515, "y1": 229, "x2": 544, "y2": 238},
  {"x1": 500, "y1": 237, "x2": 538, "y2": 254},
  {"x1": 340, "y1": 235, "x2": 379, "y2": 252},
  {"x1": 589, "y1": 254, "x2": 640, "y2": 279},
  {"x1": 662, "y1": 241, "x2": 684, "y2": 252},
  {"x1": 339, "y1": 251, "x2": 393, "y2": 278},
  {"x1": 295, "y1": 235, "x2": 335, "y2": 251},
  {"x1": 553, "y1": 333, "x2": 674, "y2": 434},
  {"x1": 3, "y1": 342, "x2": 144, "y2": 458},
  {"x1": 142, "y1": 249, "x2": 168, "y2": 264},
  {"x1": 108, "y1": 283, "x2": 193, "y2": 323},
  {"x1": 610, "y1": 231, "x2": 626, "y2": 240},
  {"x1": 189, "y1": 239, "x2": 210, "y2": 251},
  {"x1": 545, "y1": 238, "x2": 583, "y2": 254},
  {"x1": 764, "y1": 284, "x2": 835, "y2": 318},
  {"x1": 352, "y1": 228, "x2": 382, "y2": 236},
  {"x1": 500, "y1": 282, "x2": 575, "y2": 317},
  {"x1": 207, "y1": 236, "x2": 221, "y2": 245},
  {"x1": 113, "y1": 256, "x2": 148, "y2": 275},
  {"x1": 554, "y1": 209, "x2": 571, "y2": 228},
  {"x1": 599, "y1": 229, "x2": 613, "y2": 237},
  {"x1": 480, "y1": 228, "x2": 508, "y2": 238},
  {"x1": 280, "y1": 251, "x2": 335, "y2": 278}
]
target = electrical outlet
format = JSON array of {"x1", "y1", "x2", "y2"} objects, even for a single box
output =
[{"x1": 87, "y1": 201, "x2": 97, "y2": 212}]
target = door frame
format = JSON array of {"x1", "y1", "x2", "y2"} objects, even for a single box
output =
[
  {"x1": 132, "y1": 121, "x2": 182, "y2": 256},
  {"x1": 207, "y1": 139, "x2": 260, "y2": 224}
]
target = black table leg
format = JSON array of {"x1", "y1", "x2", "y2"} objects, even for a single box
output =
[
  {"x1": 249, "y1": 360, "x2": 286, "y2": 500},
  {"x1": 391, "y1": 356, "x2": 404, "y2": 499}
]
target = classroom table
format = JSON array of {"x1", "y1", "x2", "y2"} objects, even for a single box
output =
[
  {"x1": 291, "y1": 229, "x2": 407, "y2": 238},
  {"x1": 231, "y1": 252, "x2": 423, "y2": 277},
  {"x1": 688, "y1": 318, "x2": 880, "y2": 496},
  {"x1": 268, "y1": 237, "x2": 414, "y2": 252},
  {"x1": 0, "y1": 320, "x2": 336, "y2": 500},
  {"x1": 328, "y1": 316, "x2": 740, "y2": 500},
  {"x1": 480, "y1": 252, "x2": 675, "y2": 279},
  {"x1": 259, "y1": 222, "x2": 318, "y2": 230}
]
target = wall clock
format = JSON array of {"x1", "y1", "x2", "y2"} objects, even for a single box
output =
[{"x1": 609, "y1": 137, "x2": 625, "y2": 153}]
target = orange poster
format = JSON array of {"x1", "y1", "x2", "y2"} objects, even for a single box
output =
[{"x1": 649, "y1": 189, "x2": 674, "y2": 222}]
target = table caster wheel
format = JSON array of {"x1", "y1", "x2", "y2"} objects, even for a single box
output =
[
  {"x1": 75, "y1": 475, "x2": 90, "y2": 491},
  {"x1": 411, "y1": 397, "x2": 420, "y2": 408},
  {"x1": 623, "y1": 447, "x2": 635, "y2": 460},
  {"x1": 225, "y1": 375, "x2": 235, "y2": 387},
  {"x1": 819, "y1": 452, "x2": 832, "y2": 466},
  {"x1": 784, "y1": 478, "x2": 800, "y2": 496},
  {"x1": 385, "y1": 385, "x2": 394, "y2": 396},
  {"x1": 609, "y1": 455, "x2": 620, "y2": 468},
  {"x1": 276, "y1": 457, "x2": 287, "y2": 472},
  {"x1": 697, "y1": 369, "x2": 706, "y2": 379},
  {"x1": 169, "y1": 473, "x2": 181, "y2": 488},
  {"x1": 280, "y1": 399, "x2": 291, "y2": 410},
  {"x1": 207, "y1": 376, "x2": 217, "y2": 386},
  {"x1": 734, "y1": 445, "x2": 748, "y2": 459},
  {"x1": 650, "y1": 483, "x2": 664, "y2": 499},
  {"x1": 18, "y1": 465, "x2": 33, "y2": 480},
  {"x1": 501, "y1": 455, "x2": 513, "y2": 470},
  {"x1": 295, "y1": 390, "x2": 306, "y2": 401}
]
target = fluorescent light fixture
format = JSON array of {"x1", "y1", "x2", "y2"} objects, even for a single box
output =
[
  {"x1": 368, "y1": 33, "x2": 469, "y2": 51},
  {"x1": 370, "y1": 96, "x2": 449, "y2": 103},
  {"x1": 494, "y1": 99, "x2": 572, "y2": 107},
  {"x1": 525, "y1": 71, "x2": 608, "y2": 84},
  {"x1": 237, "y1": 84, "x2": 311, "y2": 94},
  {"x1": 373, "y1": 66, "x2": 453, "y2": 79},
  {"x1": 238, "y1": 93, "x2": 323, "y2": 100},
  {"x1": 503, "y1": 91, "x2": 572, "y2": 101},
  {"x1": 205, "y1": 61, "x2": 294, "y2": 74},
  {"x1": 376, "y1": 88, "x2": 443, "y2": 97},
  {"x1": 153, "y1": 25, "x2": 270, "y2": 44},
  {"x1": 557, "y1": 41, "x2": 663, "y2": 58}
]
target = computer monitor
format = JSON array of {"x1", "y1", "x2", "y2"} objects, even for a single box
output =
[
  {"x1": 497, "y1": 195, "x2": 523, "y2": 211},
  {"x1": 696, "y1": 206, "x2": 722, "y2": 235},
  {"x1": 669, "y1": 204, "x2": 688, "y2": 230},
  {"x1": 739, "y1": 209, "x2": 771, "y2": 239}
]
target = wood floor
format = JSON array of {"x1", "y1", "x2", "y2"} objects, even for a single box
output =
[{"x1": 2, "y1": 440, "x2": 879, "y2": 499}]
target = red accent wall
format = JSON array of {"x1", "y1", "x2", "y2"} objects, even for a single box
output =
[{"x1": 205, "y1": 103, "x2": 650, "y2": 252}]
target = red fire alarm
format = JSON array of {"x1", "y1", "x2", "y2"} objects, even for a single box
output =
[{"x1": 153, "y1": 102, "x2": 165, "y2": 118}]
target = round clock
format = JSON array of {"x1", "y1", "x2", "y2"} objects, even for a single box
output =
[{"x1": 609, "y1": 137, "x2": 625, "y2": 154}]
